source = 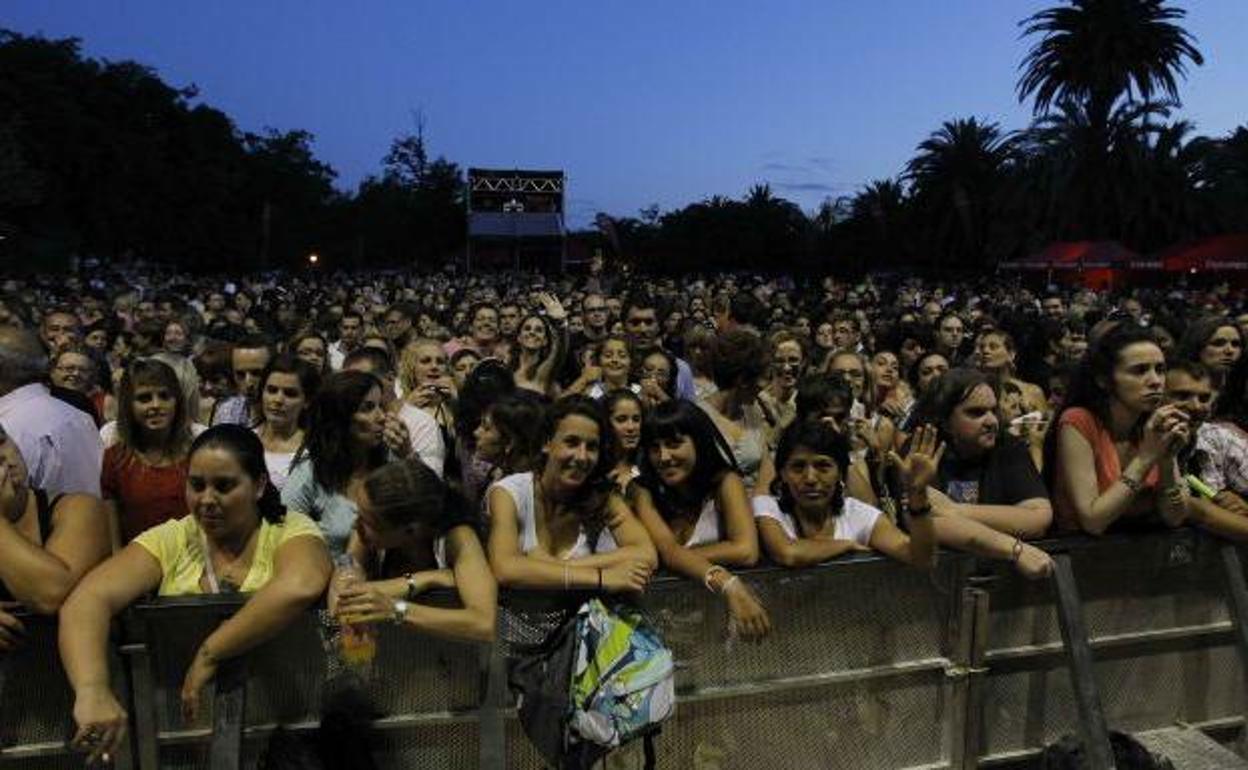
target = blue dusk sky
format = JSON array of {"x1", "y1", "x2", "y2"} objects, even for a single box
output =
[{"x1": 6, "y1": 1, "x2": 1247, "y2": 227}]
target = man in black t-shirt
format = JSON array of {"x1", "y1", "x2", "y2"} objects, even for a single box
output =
[{"x1": 903, "y1": 368, "x2": 1055, "y2": 578}]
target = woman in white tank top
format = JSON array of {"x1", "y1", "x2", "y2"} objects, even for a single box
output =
[
  {"x1": 486, "y1": 398, "x2": 657, "y2": 594},
  {"x1": 754, "y1": 421, "x2": 938, "y2": 569},
  {"x1": 632, "y1": 400, "x2": 772, "y2": 640}
]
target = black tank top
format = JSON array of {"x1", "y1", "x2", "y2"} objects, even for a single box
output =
[{"x1": 0, "y1": 488, "x2": 56, "y2": 603}]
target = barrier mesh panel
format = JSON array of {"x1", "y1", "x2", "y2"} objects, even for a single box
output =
[
  {"x1": 980, "y1": 536, "x2": 1246, "y2": 761},
  {"x1": 0, "y1": 623, "x2": 73, "y2": 753}
]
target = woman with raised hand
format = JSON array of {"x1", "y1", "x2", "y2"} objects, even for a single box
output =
[
  {"x1": 1049, "y1": 324, "x2": 1191, "y2": 535},
  {"x1": 753, "y1": 420, "x2": 937, "y2": 569},
  {"x1": 331, "y1": 457, "x2": 496, "y2": 642},
  {"x1": 487, "y1": 396, "x2": 657, "y2": 594},
  {"x1": 101, "y1": 359, "x2": 197, "y2": 546},
  {"x1": 60, "y1": 425, "x2": 331, "y2": 766},
  {"x1": 253, "y1": 354, "x2": 320, "y2": 492},
  {"x1": 633, "y1": 399, "x2": 771, "y2": 640},
  {"x1": 511, "y1": 293, "x2": 568, "y2": 398}
]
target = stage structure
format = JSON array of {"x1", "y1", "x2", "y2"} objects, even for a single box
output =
[{"x1": 466, "y1": 168, "x2": 566, "y2": 272}]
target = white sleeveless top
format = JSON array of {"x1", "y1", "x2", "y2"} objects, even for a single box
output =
[
  {"x1": 751, "y1": 495, "x2": 880, "y2": 547},
  {"x1": 684, "y1": 497, "x2": 723, "y2": 547},
  {"x1": 489, "y1": 472, "x2": 618, "y2": 558}
]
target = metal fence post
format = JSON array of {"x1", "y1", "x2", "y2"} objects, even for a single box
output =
[
  {"x1": 208, "y1": 656, "x2": 248, "y2": 770},
  {"x1": 1051, "y1": 553, "x2": 1116, "y2": 770},
  {"x1": 949, "y1": 584, "x2": 990, "y2": 770},
  {"x1": 1218, "y1": 543, "x2": 1248, "y2": 757},
  {"x1": 478, "y1": 643, "x2": 508, "y2": 770}
]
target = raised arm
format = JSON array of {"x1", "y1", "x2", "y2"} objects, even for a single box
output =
[{"x1": 0, "y1": 493, "x2": 109, "y2": 614}]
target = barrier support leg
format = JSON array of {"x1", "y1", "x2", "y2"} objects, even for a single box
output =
[
  {"x1": 949, "y1": 586, "x2": 990, "y2": 770},
  {"x1": 1052, "y1": 553, "x2": 1116, "y2": 770},
  {"x1": 125, "y1": 637, "x2": 161, "y2": 770},
  {"x1": 1219, "y1": 543, "x2": 1248, "y2": 756},
  {"x1": 208, "y1": 655, "x2": 248, "y2": 770},
  {"x1": 478, "y1": 644, "x2": 508, "y2": 770}
]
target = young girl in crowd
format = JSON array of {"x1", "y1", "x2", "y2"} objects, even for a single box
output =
[
  {"x1": 101, "y1": 359, "x2": 196, "y2": 545},
  {"x1": 331, "y1": 457, "x2": 496, "y2": 642},
  {"x1": 753, "y1": 421, "x2": 937, "y2": 568},
  {"x1": 486, "y1": 397, "x2": 657, "y2": 593},
  {"x1": 634, "y1": 400, "x2": 771, "y2": 640},
  {"x1": 1048, "y1": 324, "x2": 1190, "y2": 535},
  {"x1": 253, "y1": 354, "x2": 320, "y2": 491},
  {"x1": 569, "y1": 335, "x2": 635, "y2": 399},
  {"x1": 61, "y1": 426, "x2": 331, "y2": 764},
  {"x1": 604, "y1": 388, "x2": 644, "y2": 492}
]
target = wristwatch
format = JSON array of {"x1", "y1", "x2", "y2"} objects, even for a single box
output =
[{"x1": 391, "y1": 599, "x2": 409, "y2": 626}]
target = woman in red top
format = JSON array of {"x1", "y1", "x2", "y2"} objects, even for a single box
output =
[
  {"x1": 1047, "y1": 324, "x2": 1191, "y2": 535},
  {"x1": 101, "y1": 359, "x2": 194, "y2": 546}
]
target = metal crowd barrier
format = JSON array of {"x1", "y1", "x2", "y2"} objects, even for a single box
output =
[{"x1": 3, "y1": 529, "x2": 1248, "y2": 769}]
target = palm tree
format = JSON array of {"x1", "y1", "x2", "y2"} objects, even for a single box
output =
[
  {"x1": 905, "y1": 118, "x2": 1017, "y2": 268},
  {"x1": 1017, "y1": 0, "x2": 1204, "y2": 128}
]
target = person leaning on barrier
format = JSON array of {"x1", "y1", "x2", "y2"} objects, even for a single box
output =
[
  {"x1": 1163, "y1": 359, "x2": 1248, "y2": 541},
  {"x1": 632, "y1": 400, "x2": 771, "y2": 640},
  {"x1": 1047, "y1": 324, "x2": 1191, "y2": 536},
  {"x1": 59, "y1": 425, "x2": 332, "y2": 765},
  {"x1": 486, "y1": 396, "x2": 657, "y2": 594},
  {"x1": 752, "y1": 420, "x2": 937, "y2": 569},
  {"x1": 0, "y1": 423, "x2": 109, "y2": 651},
  {"x1": 903, "y1": 369, "x2": 1055, "y2": 579},
  {"x1": 330, "y1": 457, "x2": 496, "y2": 642}
]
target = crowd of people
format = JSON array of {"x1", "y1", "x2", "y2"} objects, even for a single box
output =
[{"x1": 2, "y1": 263, "x2": 1248, "y2": 763}]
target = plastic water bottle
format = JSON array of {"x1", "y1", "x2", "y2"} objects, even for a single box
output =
[{"x1": 334, "y1": 554, "x2": 377, "y2": 669}]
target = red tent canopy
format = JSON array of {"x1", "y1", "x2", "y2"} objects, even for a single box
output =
[
  {"x1": 1153, "y1": 234, "x2": 1248, "y2": 272},
  {"x1": 1002, "y1": 240, "x2": 1138, "y2": 271}
]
